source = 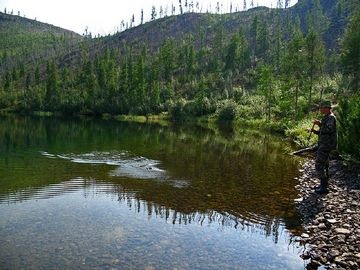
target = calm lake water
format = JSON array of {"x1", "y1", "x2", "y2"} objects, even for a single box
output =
[{"x1": 0, "y1": 115, "x2": 305, "y2": 270}]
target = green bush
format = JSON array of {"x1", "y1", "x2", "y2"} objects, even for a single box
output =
[
  {"x1": 236, "y1": 95, "x2": 264, "y2": 119},
  {"x1": 217, "y1": 99, "x2": 237, "y2": 122},
  {"x1": 184, "y1": 97, "x2": 216, "y2": 117},
  {"x1": 338, "y1": 96, "x2": 360, "y2": 160},
  {"x1": 285, "y1": 118, "x2": 318, "y2": 147},
  {"x1": 169, "y1": 99, "x2": 187, "y2": 122}
]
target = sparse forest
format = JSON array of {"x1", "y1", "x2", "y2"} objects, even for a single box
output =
[{"x1": 0, "y1": 0, "x2": 359, "y2": 159}]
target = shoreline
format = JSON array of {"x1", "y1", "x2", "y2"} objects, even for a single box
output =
[{"x1": 295, "y1": 159, "x2": 360, "y2": 269}]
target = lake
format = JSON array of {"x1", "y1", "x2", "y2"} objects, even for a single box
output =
[{"x1": 0, "y1": 115, "x2": 305, "y2": 269}]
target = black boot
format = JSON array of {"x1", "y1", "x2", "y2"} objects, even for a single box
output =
[{"x1": 315, "y1": 177, "x2": 328, "y2": 194}]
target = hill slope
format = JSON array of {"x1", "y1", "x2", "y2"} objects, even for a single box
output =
[
  {"x1": 1, "y1": 0, "x2": 356, "y2": 72},
  {"x1": 0, "y1": 11, "x2": 83, "y2": 75},
  {"x1": 0, "y1": 0, "x2": 359, "y2": 117},
  {"x1": 57, "y1": 0, "x2": 354, "y2": 69}
]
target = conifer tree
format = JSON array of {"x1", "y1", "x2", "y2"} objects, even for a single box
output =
[
  {"x1": 4, "y1": 71, "x2": 11, "y2": 91},
  {"x1": 160, "y1": 38, "x2": 175, "y2": 82},
  {"x1": 257, "y1": 64, "x2": 275, "y2": 120},
  {"x1": 250, "y1": 15, "x2": 259, "y2": 67},
  {"x1": 45, "y1": 61, "x2": 59, "y2": 110},
  {"x1": 305, "y1": 30, "x2": 325, "y2": 110},
  {"x1": 225, "y1": 33, "x2": 241, "y2": 71},
  {"x1": 257, "y1": 21, "x2": 270, "y2": 63},
  {"x1": 151, "y1": 6, "x2": 157, "y2": 21},
  {"x1": 179, "y1": 0, "x2": 183, "y2": 14},
  {"x1": 34, "y1": 66, "x2": 40, "y2": 85},
  {"x1": 282, "y1": 27, "x2": 306, "y2": 120},
  {"x1": 341, "y1": 7, "x2": 360, "y2": 92},
  {"x1": 211, "y1": 24, "x2": 224, "y2": 72},
  {"x1": 306, "y1": 0, "x2": 329, "y2": 35}
]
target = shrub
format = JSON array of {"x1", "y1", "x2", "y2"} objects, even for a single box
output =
[
  {"x1": 285, "y1": 118, "x2": 318, "y2": 147},
  {"x1": 169, "y1": 99, "x2": 187, "y2": 122},
  {"x1": 338, "y1": 96, "x2": 360, "y2": 160},
  {"x1": 217, "y1": 99, "x2": 237, "y2": 122}
]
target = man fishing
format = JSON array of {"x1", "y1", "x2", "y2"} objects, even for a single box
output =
[{"x1": 309, "y1": 100, "x2": 337, "y2": 194}]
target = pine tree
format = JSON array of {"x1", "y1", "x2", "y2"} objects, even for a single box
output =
[
  {"x1": 272, "y1": 14, "x2": 283, "y2": 73},
  {"x1": 341, "y1": 7, "x2": 360, "y2": 92},
  {"x1": 306, "y1": 0, "x2": 329, "y2": 35},
  {"x1": 160, "y1": 38, "x2": 175, "y2": 82},
  {"x1": 45, "y1": 61, "x2": 59, "y2": 110},
  {"x1": 4, "y1": 71, "x2": 11, "y2": 91},
  {"x1": 257, "y1": 64, "x2": 275, "y2": 120},
  {"x1": 118, "y1": 61, "x2": 129, "y2": 113},
  {"x1": 282, "y1": 28, "x2": 306, "y2": 120},
  {"x1": 179, "y1": 0, "x2": 183, "y2": 14},
  {"x1": 250, "y1": 15, "x2": 259, "y2": 67},
  {"x1": 305, "y1": 30, "x2": 325, "y2": 111},
  {"x1": 257, "y1": 21, "x2": 270, "y2": 63},
  {"x1": 34, "y1": 66, "x2": 41, "y2": 85},
  {"x1": 225, "y1": 33, "x2": 240, "y2": 71},
  {"x1": 151, "y1": 6, "x2": 157, "y2": 21},
  {"x1": 211, "y1": 24, "x2": 224, "y2": 72},
  {"x1": 185, "y1": 36, "x2": 195, "y2": 79},
  {"x1": 134, "y1": 48, "x2": 147, "y2": 110}
]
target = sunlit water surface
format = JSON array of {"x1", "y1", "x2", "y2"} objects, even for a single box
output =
[{"x1": 0, "y1": 116, "x2": 304, "y2": 269}]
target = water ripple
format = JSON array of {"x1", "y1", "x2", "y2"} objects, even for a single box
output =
[{"x1": 39, "y1": 151, "x2": 190, "y2": 189}]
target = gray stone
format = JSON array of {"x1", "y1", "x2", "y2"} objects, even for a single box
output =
[
  {"x1": 295, "y1": 159, "x2": 360, "y2": 269},
  {"x1": 329, "y1": 249, "x2": 340, "y2": 258},
  {"x1": 335, "y1": 228, "x2": 351, "y2": 234},
  {"x1": 301, "y1": 233, "x2": 310, "y2": 238},
  {"x1": 326, "y1": 219, "x2": 337, "y2": 224}
]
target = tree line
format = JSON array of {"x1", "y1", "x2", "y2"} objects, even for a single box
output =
[{"x1": 0, "y1": 0, "x2": 359, "y2": 159}]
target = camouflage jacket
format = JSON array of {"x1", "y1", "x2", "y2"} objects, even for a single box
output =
[{"x1": 318, "y1": 113, "x2": 337, "y2": 151}]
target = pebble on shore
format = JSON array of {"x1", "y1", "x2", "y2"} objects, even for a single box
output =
[{"x1": 294, "y1": 159, "x2": 360, "y2": 270}]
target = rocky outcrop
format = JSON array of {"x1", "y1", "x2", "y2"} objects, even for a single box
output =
[{"x1": 295, "y1": 160, "x2": 360, "y2": 269}]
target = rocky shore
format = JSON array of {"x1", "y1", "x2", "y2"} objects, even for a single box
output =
[{"x1": 294, "y1": 159, "x2": 360, "y2": 270}]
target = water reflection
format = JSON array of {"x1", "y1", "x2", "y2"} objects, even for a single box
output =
[
  {"x1": 0, "y1": 115, "x2": 302, "y2": 242},
  {"x1": 1, "y1": 175, "x2": 295, "y2": 246}
]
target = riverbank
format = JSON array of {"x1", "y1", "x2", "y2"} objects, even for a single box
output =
[{"x1": 295, "y1": 159, "x2": 360, "y2": 269}]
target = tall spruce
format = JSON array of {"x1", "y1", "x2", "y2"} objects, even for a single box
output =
[
  {"x1": 341, "y1": 7, "x2": 360, "y2": 92},
  {"x1": 45, "y1": 61, "x2": 59, "y2": 110},
  {"x1": 305, "y1": 30, "x2": 325, "y2": 111},
  {"x1": 282, "y1": 26, "x2": 306, "y2": 120}
]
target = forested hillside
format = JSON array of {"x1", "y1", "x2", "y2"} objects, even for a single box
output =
[
  {"x1": 0, "y1": 0, "x2": 359, "y2": 159},
  {"x1": 0, "y1": 12, "x2": 83, "y2": 74}
]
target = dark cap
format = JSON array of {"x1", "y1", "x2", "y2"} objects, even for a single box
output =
[{"x1": 318, "y1": 100, "x2": 332, "y2": 108}]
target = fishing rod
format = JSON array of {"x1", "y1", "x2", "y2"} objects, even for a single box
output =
[
  {"x1": 307, "y1": 122, "x2": 316, "y2": 145},
  {"x1": 307, "y1": 87, "x2": 325, "y2": 146}
]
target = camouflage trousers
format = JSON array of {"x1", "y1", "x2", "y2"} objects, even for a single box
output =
[{"x1": 315, "y1": 149, "x2": 330, "y2": 179}]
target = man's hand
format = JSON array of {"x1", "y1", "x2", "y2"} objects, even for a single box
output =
[{"x1": 313, "y1": 120, "x2": 321, "y2": 126}]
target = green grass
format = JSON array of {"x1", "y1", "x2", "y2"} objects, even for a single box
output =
[
  {"x1": 285, "y1": 118, "x2": 318, "y2": 147},
  {"x1": 114, "y1": 113, "x2": 170, "y2": 125}
]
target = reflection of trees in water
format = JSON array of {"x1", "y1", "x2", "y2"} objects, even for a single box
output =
[
  {"x1": 0, "y1": 176, "x2": 291, "y2": 244},
  {"x1": 114, "y1": 185, "x2": 285, "y2": 244},
  {"x1": 0, "y1": 115, "x2": 301, "y2": 244}
]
